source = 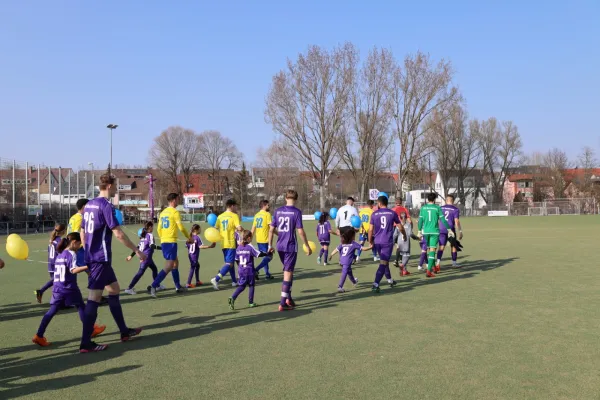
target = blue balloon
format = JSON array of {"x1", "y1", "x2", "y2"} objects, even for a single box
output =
[
  {"x1": 207, "y1": 213, "x2": 217, "y2": 227},
  {"x1": 329, "y1": 208, "x2": 338, "y2": 219},
  {"x1": 314, "y1": 211, "x2": 322, "y2": 221},
  {"x1": 137, "y1": 228, "x2": 144, "y2": 237},
  {"x1": 379, "y1": 192, "x2": 389, "y2": 198},
  {"x1": 115, "y1": 209, "x2": 124, "y2": 225},
  {"x1": 350, "y1": 215, "x2": 361, "y2": 229}
]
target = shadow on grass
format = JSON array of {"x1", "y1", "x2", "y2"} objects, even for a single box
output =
[{"x1": 0, "y1": 256, "x2": 516, "y2": 398}]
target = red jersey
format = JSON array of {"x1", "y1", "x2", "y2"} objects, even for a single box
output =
[{"x1": 392, "y1": 205, "x2": 410, "y2": 220}]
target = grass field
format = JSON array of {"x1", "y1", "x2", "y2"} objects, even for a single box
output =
[{"x1": 1, "y1": 216, "x2": 599, "y2": 400}]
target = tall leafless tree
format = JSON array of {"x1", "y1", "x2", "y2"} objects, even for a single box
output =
[
  {"x1": 474, "y1": 118, "x2": 522, "y2": 205},
  {"x1": 542, "y1": 148, "x2": 570, "y2": 199},
  {"x1": 391, "y1": 51, "x2": 460, "y2": 199},
  {"x1": 265, "y1": 43, "x2": 357, "y2": 209},
  {"x1": 148, "y1": 126, "x2": 203, "y2": 195},
  {"x1": 338, "y1": 47, "x2": 395, "y2": 202},
  {"x1": 575, "y1": 146, "x2": 597, "y2": 195},
  {"x1": 254, "y1": 138, "x2": 300, "y2": 204},
  {"x1": 198, "y1": 130, "x2": 242, "y2": 207}
]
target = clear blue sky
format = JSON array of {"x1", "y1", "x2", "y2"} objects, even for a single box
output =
[{"x1": 1, "y1": 0, "x2": 598, "y2": 169}]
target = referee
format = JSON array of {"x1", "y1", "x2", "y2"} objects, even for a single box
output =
[{"x1": 336, "y1": 197, "x2": 359, "y2": 236}]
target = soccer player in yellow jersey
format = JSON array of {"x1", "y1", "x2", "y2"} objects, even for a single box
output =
[
  {"x1": 251, "y1": 199, "x2": 274, "y2": 279},
  {"x1": 148, "y1": 193, "x2": 191, "y2": 297},
  {"x1": 68, "y1": 199, "x2": 88, "y2": 267},
  {"x1": 357, "y1": 200, "x2": 376, "y2": 262},
  {"x1": 210, "y1": 199, "x2": 242, "y2": 290}
]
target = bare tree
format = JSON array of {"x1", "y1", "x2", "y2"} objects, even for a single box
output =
[
  {"x1": 475, "y1": 118, "x2": 522, "y2": 204},
  {"x1": 254, "y1": 138, "x2": 300, "y2": 204},
  {"x1": 148, "y1": 126, "x2": 203, "y2": 195},
  {"x1": 198, "y1": 130, "x2": 242, "y2": 207},
  {"x1": 265, "y1": 43, "x2": 357, "y2": 209},
  {"x1": 391, "y1": 51, "x2": 460, "y2": 199},
  {"x1": 338, "y1": 47, "x2": 395, "y2": 202},
  {"x1": 575, "y1": 146, "x2": 597, "y2": 195},
  {"x1": 542, "y1": 148, "x2": 570, "y2": 199}
]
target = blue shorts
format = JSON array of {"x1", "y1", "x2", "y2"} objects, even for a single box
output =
[
  {"x1": 75, "y1": 248, "x2": 86, "y2": 267},
  {"x1": 162, "y1": 243, "x2": 178, "y2": 261},
  {"x1": 223, "y1": 248, "x2": 236, "y2": 264},
  {"x1": 359, "y1": 233, "x2": 368, "y2": 243},
  {"x1": 257, "y1": 243, "x2": 269, "y2": 253}
]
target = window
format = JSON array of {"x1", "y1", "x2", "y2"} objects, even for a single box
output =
[
  {"x1": 517, "y1": 181, "x2": 531, "y2": 189},
  {"x1": 335, "y1": 183, "x2": 341, "y2": 189}
]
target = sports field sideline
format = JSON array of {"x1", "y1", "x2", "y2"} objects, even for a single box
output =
[{"x1": 1, "y1": 216, "x2": 599, "y2": 400}]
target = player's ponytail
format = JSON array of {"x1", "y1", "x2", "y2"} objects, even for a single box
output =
[
  {"x1": 242, "y1": 230, "x2": 252, "y2": 245},
  {"x1": 319, "y1": 212, "x2": 329, "y2": 225},
  {"x1": 57, "y1": 232, "x2": 81, "y2": 253},
  {"x1": 49, "y1": 223, "x2": 66, "y2": 244},
  {"x1": 141, "y1": 221, "x2": 153, "y2": 239}
]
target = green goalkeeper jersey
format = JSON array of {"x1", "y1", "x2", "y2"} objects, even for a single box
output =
[{"x1": 418, "y1": 203, "x2": 450, "y2": 235}]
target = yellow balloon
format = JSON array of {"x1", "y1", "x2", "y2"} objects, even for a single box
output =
[
  {"x1": 7, "y1": 233, "x2": 21, "y2": 245},
  {"x1": 303, "y1": 241, "x2": 316, "y2": 254},
  {"x1": 6, "y1": 238, "x2": 29, "y2": 260},
  {"x1": 204, "y1": 227, "x2": 221, "y2": 243}
]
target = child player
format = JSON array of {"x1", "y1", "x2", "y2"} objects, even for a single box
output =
[
  {"x1": 328, "y1": 229, "x2": 367, "y2": 292},
  {"x1": 186, "y1": 224, "x2": 215, "y2": 288},
  {"x1": 436, "y1": 194, "x2": 463, "y2": 269},
  {"x1": 393, "y1": 211, "x2": 413, "y2": 276},
  {"x1": 418, "y1": 192, "x2": 453, "y2": 278},
  {"x1": 251, "y1": 199, "x2": 274, "y2": 280},
  {"x1": 228, "y1": 230, "x2": 267, "y2": 310},
  {"x1": 32, "y1": 232, "x2": 106, "y2": 347},
  {"x1": 210, "y1": 199, "x2": 243, "y2": 290},
  {"x1": 124, "y1": 221, "x2": 162, "y2": 295},
  {"x1": 268, "y1": 190, "x2": 311, "y2": 311},
  {"x1": 34, "y1": 223, "x2": 66, "y2": 303},
  {"x1": 366, "y1": 195, "x2": 405, "y2": 292},
  {"x1": 316, "y1": 212, "x2": 337, "y2": 266},
  {"x1": 149, "y1": 193, "x2": 191, "y2": 297}
]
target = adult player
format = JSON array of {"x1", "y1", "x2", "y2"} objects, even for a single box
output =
[
  {"x1": 268, "y1": 190, "x2": 311, "y2": 311},
  {"x1": 367, "y1": 195, "x2": 405, "y2": 292},
  {"x1": 210, "y1": 199, "x2": 243, "y2": 290},
  {"x1": 79, "y1": 174, "x2": 145, "y2": 353},
  {"x1": 436, "y1": 194, "x2": 463, "y2": 269},
  {"x1": 418, "y1": 192, "x2": 452, "y2": 278},
  {"x1": 251, "y1": 199, "x2": 274, "y2": 279},
  {"x1": 149, "y1": 193, "x2": 191, "y2": 297},
  {"x1": 335, "y1": 197, "x2": 359, "y2": 236},
  {"x1": 357, "y1": 200, "x2": 377, "y2": 262}
]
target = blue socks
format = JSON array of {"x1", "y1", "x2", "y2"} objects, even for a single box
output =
[
  {"x1": 151, "y1": 270, "x2": 168, "y2": 289},
  {"x1": 172, "y1": 269, "x2": 181, "y2": 289}
]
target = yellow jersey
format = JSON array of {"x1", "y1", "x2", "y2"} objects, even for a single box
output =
[
  {"x1": 68, "y1": 213, "x2": 83, "y2": 234},
  {"x1": 252, "y1": 210, "x2": 272, "y2": 244},
  {"x1": 157, "y1": 207, "x2": 189, "y2": 243},
  {"x1": 217, "y1": 210, "x2": 241, "y2": 249},
  {"x1": 359, "y1": 208, "x2": 373, "y2": 233}
]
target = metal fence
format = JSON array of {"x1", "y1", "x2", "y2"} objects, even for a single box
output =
[
  {"x1": 0, "y1": 157, "x2": 102, "y2": 235},
  {"x1": 445, "y1": 198, "x2": 598, "y2": 217}
]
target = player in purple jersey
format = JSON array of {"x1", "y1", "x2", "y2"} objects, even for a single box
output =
[
  {"x1": 186, "y1": 224, "x2": 216, "y2": 288},
  {"x1": 436, "y1": 194, "x2": 463, "y2": 269},
  {"x1": 365, "y1": 195, "x2": 406, "y2": 293},
  {"x1": 32, "y1": 233, "x2": 106, "y2": 347},
  {"x1": 78, "y1": 174, "x2": 146, "y2": 353},
  {"x1": 316, "y1": 212, "x2": 337, "y2": 266},
  {"x1": 328, "y1": 229, "x2": 368, "y2": 292},
  {"x1": 228, "y1": 230, "x2": 268, "y2": 310},
  {"x1": 268, "y1": 190, "x2": 311, "y2": 311},
  {"x1": 35, "y1": 223, "x2": 66, "y2": 304},
  {"x1": 124, "y1": 221, "x2": 162, "y2": 295}
]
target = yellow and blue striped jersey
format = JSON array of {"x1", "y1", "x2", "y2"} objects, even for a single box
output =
[
  {"x1": 157, "y1": 207, "x2": 189, "y2": 243},
  {"x1": 217, "y1": 211, "x2": 241, "y2": 249},
  {"x1": 252, "y1": 210, "x2": 272, "y2": 244}
]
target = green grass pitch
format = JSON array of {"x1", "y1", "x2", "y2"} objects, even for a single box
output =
[{"x1": 1, "y1": 216, "x2": 599, "y2": 399}]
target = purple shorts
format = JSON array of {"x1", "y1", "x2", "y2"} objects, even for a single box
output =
[
  {"x1": 87, "y1": 262, "x2": 118, "y2": 290},
  {"x1": 237, "y1": 274, "x2": 256, "y2": 287},
  {"x1": 320, "y1": 241, "x2": 330, "y2": 246},
  {"x1": 278, "y1": 251, "x2": 298, "y2": 272},
  {"x1": 373, "y1": 244, "x2": 393, "y2": 262},
  {"x1": 50, "y1": 290, "x2": 84, "y2": 307},
  {"x1": 439, "y1": 229, "x2": 455, "y2": 246}
]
